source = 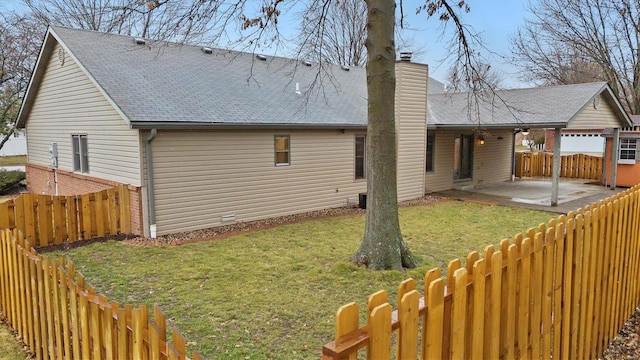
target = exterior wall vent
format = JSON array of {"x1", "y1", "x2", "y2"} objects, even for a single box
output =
[
  {"x1": 133, "y1": 37, "x2": 146, "y2": 45},
  {"x1": 57, "y1": 48, "x2": 65, "y2": 66},
  {"x1": 201, "y1": 47, "x2": 213, "y2": 54},
  {"x1": 340, "y1": 65, "x2": 350, "y2": 71},
  {"x1": 221, "y1": 214, "x2": 236, "y2": 222},
  {"x1": 302, "y1": 60, "x2": 312, "y2": 67},
  {"x1": 399, "y1": 52, "x2": 413, "y2": 62},
  {"x1": 256, "y1": 54, "x2": 267, "y2": 61}
]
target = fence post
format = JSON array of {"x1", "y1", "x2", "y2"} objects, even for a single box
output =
[
  {"x1": 369, "y1": 303, "x2": 392, "y2": 358},
  {"x1": 172, "y1": 327, "x2": 187, "y2": 360},
  {"x1": 488, "y1": 251, "x2": 503, "y2": 359},
  {"x1": 451, "y1": 268, "x2": 468, "y2": 359},
  {"x1": 119, "y1": 185, "x2": 131, "y2": 234},
  {"x1": 425, "y1": 278, "x2": 444, "y2": 359},
  {"x1": 397, "y1": 290, "x2": 419, "y2": 359},
  {"x1": 471, "y1": 259, "x2": 486, "y2": 358}
]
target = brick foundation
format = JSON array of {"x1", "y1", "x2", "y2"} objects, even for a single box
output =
[{"x1": 26, "y1": 163, "x2": 144, "y2": 235}]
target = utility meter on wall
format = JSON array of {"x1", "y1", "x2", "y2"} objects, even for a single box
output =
[{"x1": 49, "y1": 143, "x2": 58, "y2": 168}]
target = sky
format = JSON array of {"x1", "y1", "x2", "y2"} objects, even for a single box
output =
[
  {"x1": 404, "y1": 0, "x2": 533, "y2": 88},
  {"x1": 1, "y1": 0, "x2": 534, "y2": 88}
]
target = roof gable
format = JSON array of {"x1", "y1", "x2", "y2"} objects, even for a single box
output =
[{"x1": 17, "y1": 27, "x2": 133, "y2": 128}]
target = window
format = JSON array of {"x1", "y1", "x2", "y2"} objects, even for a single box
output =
[
  {"x1": 426, "y1": 135, "x2": 435, "y2": 172},
  {"x1": 274, "y1": 135, "x2": 290, "y2": 165},
  {"x1": 619, "y1": 139, "x2": 637, "y2": 162},
  {"x1": 72, "y1": 134, "x2": 89, "y2": 173},
  {"x1": 355, "y1": 135, "x2": 366, "y2": 179}
]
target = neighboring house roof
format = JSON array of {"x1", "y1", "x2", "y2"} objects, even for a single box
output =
[{"x1": 428, "y1": 82, "x2": 632, "y2": 129}]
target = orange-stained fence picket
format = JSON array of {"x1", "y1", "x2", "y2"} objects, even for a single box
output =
[
  {"x1": 0, "y1": 185, "x2": 131, "y2": 248},
  {"x1": 0, "y1": 229, "x2": 204, "y2": 359},
  {"x1": 515, "y1": 151, "x2": 603, "y2": 180},
  {"x1": 323, "y1": 185, "x2": 640, "y2": 359}
]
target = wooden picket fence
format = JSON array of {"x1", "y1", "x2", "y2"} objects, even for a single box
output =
[
  {"x1": 322, "y1": 185, "x2": 640, "y2": 359},
  {"x1": 0, "y1": 228, "x2": 204, "y2": 359},
  {"x1": 515, "y1": 151, "x2": 603, "y2": 181},
  {"x1": 0, "y1": 185, "x2": 131, "y2": 248}
]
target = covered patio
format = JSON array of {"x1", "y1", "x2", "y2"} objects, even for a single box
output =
[
  {"x1": 437, "y1": 178, "x2": 625, "y2": 214},
  {"x1": 427, "y1": 82, "x2": 633, "y2": 206}
]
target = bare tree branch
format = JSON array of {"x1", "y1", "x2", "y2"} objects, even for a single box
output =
[{"x1": 512, "y1": 0, "x2": 640, "y2": 114}]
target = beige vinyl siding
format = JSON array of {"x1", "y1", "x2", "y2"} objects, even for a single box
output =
[
  {"x1": 425, "y1": 131, "x2": 455, "y2": 192},
  {"x1": 395, "y1": 62, "x2": 427, "y2": 201},
  {"x1": 149, "y1": 129, "x2": 366, "y2": 235},
  {"x1": 25, "y1": 43, "x2": 141, "y2": 185},
  {"x1": 425, "y1": 129, "x2": 513, "y2": 192},
  {"x1": 472, "y1": 130, "x2": 513, "y2": 186},
  {"x1": 569, "y1": 93, "x2": 621, "y2": 129}
]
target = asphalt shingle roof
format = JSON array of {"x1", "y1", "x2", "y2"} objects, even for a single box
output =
[
  {"x1": 50, "y1": 26, "x2": 369, "y2": 128},
  {"x1": 18, "y1": 26, "x2": 630, "y2": 130},
  {"x1": 428, "y1": 82, "x2": 618, "y2": 128}
]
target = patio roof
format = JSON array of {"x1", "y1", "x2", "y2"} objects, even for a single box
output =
[{"x1": 427, "y1": 82, "x2": 632, "y2": 130}]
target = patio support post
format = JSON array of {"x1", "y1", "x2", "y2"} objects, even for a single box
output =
[
  {"x1": 611, "y1": 127, "x2": 619, "y2": 190},
  {"x1": 510, "y1": 130, "x2": 516, "y2": 180},
  {"x1": 551, "y1": 127, "x2": 561, "y2": 206}
]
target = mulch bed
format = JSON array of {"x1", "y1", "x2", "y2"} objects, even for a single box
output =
[
  {"x1": 600, "y1": 306, "x2": 640, "y2": 359},
  {"x1": 122, "y1": 194, "x2": 446, "y2": 246}
]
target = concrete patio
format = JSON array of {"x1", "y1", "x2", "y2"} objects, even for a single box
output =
[{"x1": 437, "y1": 178, "x2": 627, "y2": 214}]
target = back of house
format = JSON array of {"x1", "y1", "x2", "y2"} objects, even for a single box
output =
[{"x1": 17, "y1": 26, "x2": 430, "y2": 237}]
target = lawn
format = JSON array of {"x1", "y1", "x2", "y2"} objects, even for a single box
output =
[
  {"x1": 47, "y1": 201, "x2": 555, "y2": 359},
  {"x1": 0, "y1": 155, "x2": 26, "y2": 166},
  {"x1": 0, "y1": 321, "x2": 28, "y2": 359}
]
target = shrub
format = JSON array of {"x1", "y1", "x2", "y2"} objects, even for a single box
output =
[{"x1": 0, "y1": 170, "x2": 25, "y2": 193}]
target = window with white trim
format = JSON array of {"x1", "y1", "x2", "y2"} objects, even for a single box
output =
[
  {"x1": 72, "y1": 134, "x2": 89, "y2": 173},
  {"x1": 619, "y1": 139, "x2": 637, "y2": 162},
  {"x1": 355, "y1": 135, "x2": 366, "y2": 180},
  {"x1": 274, "y1": 135, "x2": 290, "y2": 166}
]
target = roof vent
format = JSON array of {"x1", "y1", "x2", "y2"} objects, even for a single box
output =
[
  {"x1": 256, "y1": 54, "x2": 267, "y2": 61},
  {"x1": 400, "y1": 52, "x2": 412, "y2": 62},
  {"x1": 133, "y1": 37, "x2": 146, "y2": 45},
  {"x1": 340, "y1": 65, "x2": 350, "y2": 71},
  {"x1": 201, "y1": 47, "x2": 213, "y2": 54},
  {"x1": 302, "y1": 60, "x2": 312, "y2": 67}
]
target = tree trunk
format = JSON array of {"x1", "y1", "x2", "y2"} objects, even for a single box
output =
[{"x1": 352, "y1": 0, "x2": 418, "y2": 271}]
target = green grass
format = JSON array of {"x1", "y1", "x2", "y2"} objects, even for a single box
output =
[
  {"x1": 0, "y1": 156, "x2": 26, "y2": 166},
  {"x1": 0, "y1": 321, "x2": 28, "y2": 360},
  {"x1": 46, "y1": 201, "x2": 554, "y2": 359}
]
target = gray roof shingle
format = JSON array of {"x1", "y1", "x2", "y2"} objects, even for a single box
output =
[
  {"x1": 50, "y1": 26, "x2": 369, "y2": 128},
  {"x1": 428, "y1": 82, "x2": 629, "y2": 128},
  {"x1": 18, "y1": 26, "x2": 631, "y2": 130}
]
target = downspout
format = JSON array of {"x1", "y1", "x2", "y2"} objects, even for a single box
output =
[{"x1": 146, "y1": 129, "x2": 157, "y2": 238}]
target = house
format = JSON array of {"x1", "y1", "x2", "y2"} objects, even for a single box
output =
[
  {"x1": 543, "y1": 128, "x2": 606, "y2": 156},
  {"x1": 602, "y1": 115, "x2": 640, "y2": 187},
  {"x1": 0, "y1": 129, "x2": 27, "y2": 157},
  {"x1": 17, "y1": 26, "x2": 632, "y2": 237}
]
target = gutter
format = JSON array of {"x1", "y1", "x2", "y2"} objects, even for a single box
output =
[
  {"x1": 145, "y1": 129, "x2": 158, "y2": 238},
  {"x1": 428, "y1": 123, "x2": 568, "y2": 130},
  {"x1": 130, "y1": 122, "x2": 367, "y2": 130}
]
